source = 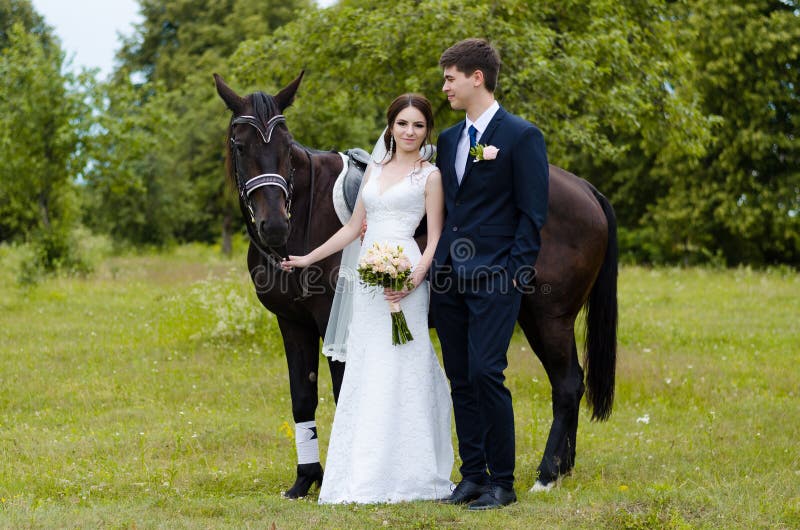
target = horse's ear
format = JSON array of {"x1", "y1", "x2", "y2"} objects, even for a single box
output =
[
  {"x1": 274, "y1": 70, "x2": 305, "y2": 112},
  {"x1": 213, "y1": 73, "x2": 245, "y2": 114}
]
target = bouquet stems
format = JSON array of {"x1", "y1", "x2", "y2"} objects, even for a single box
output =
[
  {"x1": 357, "y1": 242, "x2": 416, "y2": 346},
  {"x1": 388, "y1": 301, "x2": 414, "y2": 345}
]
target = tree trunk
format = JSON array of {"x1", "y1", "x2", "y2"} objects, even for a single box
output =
[{"x1": 38, "y1": 192, "x2": 51, "y2": 230}]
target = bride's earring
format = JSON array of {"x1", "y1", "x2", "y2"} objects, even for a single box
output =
[{"x1": 389, "y1": 135, "x2": 395, "y2": 155}]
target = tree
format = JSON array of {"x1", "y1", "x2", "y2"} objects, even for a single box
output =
[
  {"x1": 227, "y1": 0, "x2": 714, "y2": 268},
  {"x1": 644, "y1": 0, "x2": 800, "y2": 265},
  {"x1": 0, "y1": 0, "x2": 53, "y2": 51},
  {"x1": 0, "y1": 21, "x2": 91, "y2": 256},
  {"x1": 83, "y1": 81, "x2": 188, "y2": 246},
  {"x1": 85, "y1": 0, "x2": 313, "y2": 250},
  {"x1": 230, "y1": 0, "x2": 709, "y2": 168}
]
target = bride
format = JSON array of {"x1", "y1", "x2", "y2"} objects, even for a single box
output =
[{"x1": 281, "y1": 94, "x2": 453, "y2": 503}]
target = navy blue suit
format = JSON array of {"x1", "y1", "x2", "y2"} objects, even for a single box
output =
[{"x1": 431, "y1": 106, "x2": 548, "y2": 489}]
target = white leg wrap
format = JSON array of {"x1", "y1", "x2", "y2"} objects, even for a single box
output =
[{"x1": 295, "y1": 421, "x2": 320, "y2": 465}]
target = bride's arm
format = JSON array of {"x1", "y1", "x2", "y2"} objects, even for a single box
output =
[
  {"x1": 281, "y1": 167, "x2": 372, "y2": 270},
  {"x1": 415, "y1": 169, "x2": 444, "y2": 281}
]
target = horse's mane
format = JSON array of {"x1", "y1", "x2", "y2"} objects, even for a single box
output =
[
  {"x1": 251, "y1": 91, "x2": 281, "y2": 124},
  {"x1": 224, "y1": 91, "x2": 282, "y2": 191}
]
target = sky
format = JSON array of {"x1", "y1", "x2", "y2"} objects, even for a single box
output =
[
  {"x1": 31, "y1": 0, "x2": 337, "y2": 80},
  {"x1": 31, "y1": 0, "x2": 142, "y2": 80}
]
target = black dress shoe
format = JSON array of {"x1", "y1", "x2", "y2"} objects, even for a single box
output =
[
  {"x1": 440, "y1": 479, "x2": 487, "y2": 505},
  {"x1": 467, "y1": 484, "x2": 517, "y2": 510}
]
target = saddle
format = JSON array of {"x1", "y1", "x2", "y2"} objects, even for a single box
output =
[{"x1": 332, "y1": 148, "x2": 371, "y2": 224}]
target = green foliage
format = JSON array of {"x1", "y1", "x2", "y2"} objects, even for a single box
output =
[
  {"x1": 0, "y1": 0, "x2": 54, "y2": 51},
  {"x1": 0, "y1": 2, "x2": 103, "y2": 278},
  {"x1": 83, "y1": 80, "x2": 195, "y2": 245},
  {"x1": 0, "y1": 24, "x2": 76, "y2": 237},
  {"x1": 82, "y1": 0, "x2": 313, "y2": 248},
  {"x1": 4, "y1": 0, "x2": 798, "y2": 265},
  {"x1": 115, "y1": 0, "x2": 313, "y2": 91},
  {"x1": 0, "y1": 11, "x2": 94, "y2": 273},
  {"x1": 230, "y1": 0, "x2": 798, "y2": 266},
  {"x1": 230, "y1": 0, "x2": 709, "y2": 166},
  {"x1": 28, "y1": 226, "x2": 89, "y2": 275},
  {"x1": 1, "y1": 227, "x2": 113, "y2": 286},
  {"x1": 626, "y1": 1, "x2": 800, "y2": 265},
  {"x1": 186, "y1": 275, "x2": 278, "y2": 341}
]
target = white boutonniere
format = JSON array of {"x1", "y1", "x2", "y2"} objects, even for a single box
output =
[{"x1": 469, "y1": 144, "x2": 499, "y2": 162}]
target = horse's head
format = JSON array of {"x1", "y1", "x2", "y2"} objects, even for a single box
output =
[{"x1": 214, "y1": 72, "x2": 304, "y2": 248}]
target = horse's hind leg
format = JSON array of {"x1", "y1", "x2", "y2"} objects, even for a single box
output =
[
  {"x1": 519, "y1": 312, "x2": 585, "y2": 490},
  {"x1": 278, "y1": 317, "x2": 324, "y2": 499}
]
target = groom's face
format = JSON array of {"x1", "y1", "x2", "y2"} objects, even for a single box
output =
[{"x1": 442, "y1": 66, "x2": 476, "y2": 111}]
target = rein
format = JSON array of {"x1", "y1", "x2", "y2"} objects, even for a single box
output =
[{"x1": 230, "y1": 114, "x2": 316, "y2": 301}]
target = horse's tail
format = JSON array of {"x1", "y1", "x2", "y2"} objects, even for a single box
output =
[{"x1": 584, "y1": 189, "x2": 618, "y2": 421}]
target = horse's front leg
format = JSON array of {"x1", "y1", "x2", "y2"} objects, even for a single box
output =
[{"x1": 277, "y1": 316, "x2": 324, "y2": 499}]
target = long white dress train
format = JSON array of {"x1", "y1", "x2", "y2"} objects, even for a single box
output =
[{"x1": 318, "y1": 163, "x2": 454, "y2": 504}]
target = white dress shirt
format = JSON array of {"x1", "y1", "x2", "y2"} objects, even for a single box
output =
[{"x1": 455, "y1": 100, "x2": 500, "y2": 184}]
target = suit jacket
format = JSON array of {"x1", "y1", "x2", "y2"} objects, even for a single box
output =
[{"x1": 433, "y1": 106, "x2": 549, "y2": 286}]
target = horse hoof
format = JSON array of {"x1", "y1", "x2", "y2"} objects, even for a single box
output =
[
  {"x1": 530, "y1": 480, "x2": 555, "y2": 492},
  {"x1": 282, "y1": 463, "x2": 323, "y2": 499}
]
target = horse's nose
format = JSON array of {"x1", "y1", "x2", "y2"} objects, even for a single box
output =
[{"x1": 259, "y1": 220, "x2": 289, "y2": 247}]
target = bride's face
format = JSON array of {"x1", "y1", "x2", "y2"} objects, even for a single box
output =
[{"x1": 392, "y1": 106, "x2": 427, "y2": 154}]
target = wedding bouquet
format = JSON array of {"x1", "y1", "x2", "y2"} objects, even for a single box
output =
[{"x1": 357, "y1": 242, "x2": 415, "y2": 345}]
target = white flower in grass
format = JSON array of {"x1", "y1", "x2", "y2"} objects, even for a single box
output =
[{"x1": 636, "y1": 414, "x2": 650, "y2": 424}]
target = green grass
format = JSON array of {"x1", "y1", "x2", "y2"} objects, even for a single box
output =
[{"x1": 1, "y1": 245, "x2": 798, "y2": 529}]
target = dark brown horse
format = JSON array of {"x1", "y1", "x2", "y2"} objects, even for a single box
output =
[{"x1": 214, "y1": 72, "x2": 617, "y2": 496}]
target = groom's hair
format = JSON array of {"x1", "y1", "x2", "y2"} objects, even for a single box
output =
[{"x1": 439, "y1": 38, "x2": 501, "y2": 92}]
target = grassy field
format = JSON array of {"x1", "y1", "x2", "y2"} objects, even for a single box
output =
[{"x1": 0, "y1": 244, "x2": 798, "y2": 529}]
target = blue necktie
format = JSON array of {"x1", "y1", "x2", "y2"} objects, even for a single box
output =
[{"x1": 468, "y1": 125, "x2": 478, "y2": 148}]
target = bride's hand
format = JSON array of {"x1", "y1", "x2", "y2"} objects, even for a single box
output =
[
  {"x1": 384, "y1": 268, "x2": 426, "y2": 303},
  {"x1": 384, "y1": 286, "x2": 409, "y2": 304},
  {"x1": 281, "y1": 255, "x2": 311, "y2": 271}
]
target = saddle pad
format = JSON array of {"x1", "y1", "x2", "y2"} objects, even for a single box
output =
[{"x1": 332, "y1": 150, "x2": 368, "y2": 224}]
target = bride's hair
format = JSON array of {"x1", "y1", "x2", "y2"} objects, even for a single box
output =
[{"x1": 383, "y1": 94, "x2": 434, "y2": 158}]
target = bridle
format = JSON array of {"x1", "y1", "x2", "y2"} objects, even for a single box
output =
[
  {"x1": 229, "y1": 113, "x2": 316, "y2": 300},
  {"x1": 230, "y1": 114, "x2": 294, "y2": 223}
]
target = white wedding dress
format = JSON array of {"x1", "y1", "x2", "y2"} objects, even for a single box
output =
[{"x1": 318, "y1": 163, "x2": 454, "y2": 504}]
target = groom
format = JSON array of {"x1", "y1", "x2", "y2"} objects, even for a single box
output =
[{"x1": 431, "y1": 38, "x2": 549, "y2": 510}]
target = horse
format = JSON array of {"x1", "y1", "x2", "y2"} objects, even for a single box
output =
[{"x1": 213, "y1": 71, "x2": 617, "y2": 496}]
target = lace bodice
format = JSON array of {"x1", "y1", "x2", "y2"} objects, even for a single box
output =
[{"x1": 360, "y1": 163, "x2": 436, "y2": 241}]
